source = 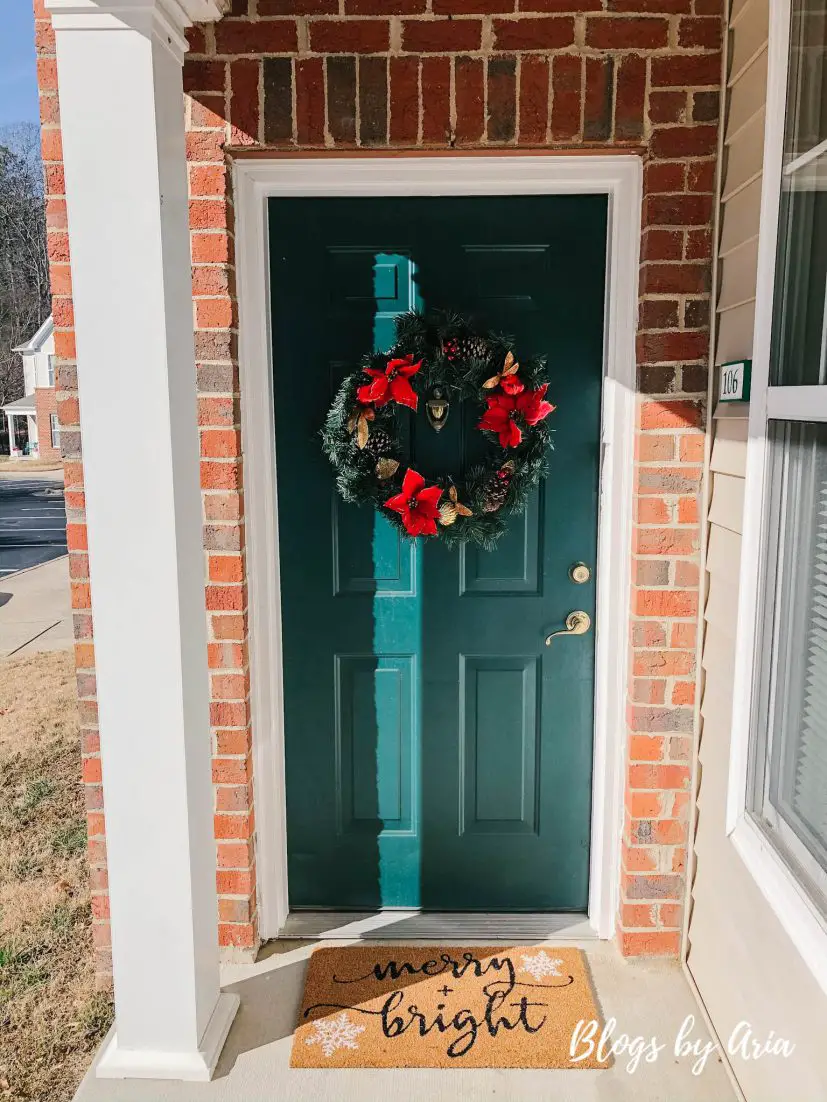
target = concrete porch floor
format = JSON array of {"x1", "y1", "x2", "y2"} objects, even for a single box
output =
[{"x1": 73, "y1": 939, "x2": 735, "y2": 1102}]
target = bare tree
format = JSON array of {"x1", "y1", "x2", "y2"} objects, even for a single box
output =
[{"x1": 0, "y1": 122, "x2": 50, "y2": 408}]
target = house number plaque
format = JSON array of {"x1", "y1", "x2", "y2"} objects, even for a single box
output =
[{"x1": 718, "y1": 359, "x2": 752, "y2": 403}]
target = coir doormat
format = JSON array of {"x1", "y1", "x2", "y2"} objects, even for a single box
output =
[{"x1": 291, "y1": 945, "x2": 606, "y2": 1069}]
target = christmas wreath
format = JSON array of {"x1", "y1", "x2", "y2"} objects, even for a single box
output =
[{"x1": 321, "y1": 311, "x2": 556, "y2": 550}]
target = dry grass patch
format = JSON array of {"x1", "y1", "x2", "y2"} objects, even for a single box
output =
[
  {"x1": 0, "y1": 650, "x2": 112, "y2": 1101},
  {"x1": 0, "y1": 460, "x2": 62, "y2": 473}
]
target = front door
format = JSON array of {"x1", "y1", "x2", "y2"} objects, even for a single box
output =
[{"x1": 270, "y1": 195, "x2": 607, "y2": 912}]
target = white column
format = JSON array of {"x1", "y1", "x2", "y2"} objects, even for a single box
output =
[
  {"x1": 47, "y1": 0, "x2": 237, "y2": 1081},
  {"x1": 6, "y1": 414, "x2": 16, "y2": 456}
]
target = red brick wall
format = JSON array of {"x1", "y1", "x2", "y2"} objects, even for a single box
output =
[
  {"x1": 36, "y1": 0, "x2": 722, "y2": 979},
  {"x1": 34, "y1": 386, "x2": 60, "y2": 461},
  {"x1": 33, "y1": 0, "x2": 107, "y2": 978}
]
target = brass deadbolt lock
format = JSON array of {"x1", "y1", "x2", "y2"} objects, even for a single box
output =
[{"x1": 569, "y1": 562, "x2": 591, "y2": 584}]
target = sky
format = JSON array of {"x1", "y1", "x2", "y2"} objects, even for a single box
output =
[{"x1": 0, "y1": 3, "x2": 40, "y2": 128}]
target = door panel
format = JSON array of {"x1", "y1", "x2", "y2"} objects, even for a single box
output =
[
  {"x1": 460, "y1": 655, "x2": 539, "y2": 834},
  {"x1": 336, "y1": 654, "x2": 415, "y2": 833},
  {"x1": 459, "y1": 498, "x2": 542, "y2": 595},
  {"x1": 332, "y1": 500, "x2": 416, "y2": 595},
  {"x1": 270, "y1": 195, "x2": 607, "y2": 912}
]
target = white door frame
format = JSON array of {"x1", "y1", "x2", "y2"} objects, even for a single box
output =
[{"x1": 234, "y1": 154, "x2": 641, "y2": 941}]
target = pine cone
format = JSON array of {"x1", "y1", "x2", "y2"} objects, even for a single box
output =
[
  {"x1": 364, "y1": 428, "x2": 395, "y2": 458},
  {"x1": 443, "y1": 335, "x2": 490, "y2": 363},
  {"x1": 457, "y1": 335, "x2": 491, "y2": 362},
  {"x1": 482, "y1": 465, "x2": 513, "y2": 513}
]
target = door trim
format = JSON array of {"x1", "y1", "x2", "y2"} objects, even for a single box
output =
[{"x1": 234, "y1": 154, "x2": 641, "y2": 941}]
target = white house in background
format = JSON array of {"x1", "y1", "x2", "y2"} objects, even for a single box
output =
[{"x1": 2, "y1": 315, "x2": 60, "y2": 460}]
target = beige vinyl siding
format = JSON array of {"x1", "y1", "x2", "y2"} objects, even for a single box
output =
[
  {"x1": 716, "y1": 300, "x2": 757, "y2": 361},
  {"x1": 687, "y1": 0, "x2": 827, "y2": 1097},
  {"x1": 722, "y1": 109, "x2": 767, "y2": 197},
  {"x1": 717, "y1": 238, "x2": 760, "y2": 311},
  {"x1": 727, "y1": 48, "x2": 768, "y2": 133},
  {"x1": 719, "y1": 177, "x2": 762, "y2": 254}
]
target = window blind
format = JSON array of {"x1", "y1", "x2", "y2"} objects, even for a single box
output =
[{"x1": 791, "y1": 459, "x2": 827, "y2": 852}]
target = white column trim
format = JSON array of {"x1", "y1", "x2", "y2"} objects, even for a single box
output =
[
  {"x1": 49, "y1": 0, "x2": 237, "y2": 1080},
  {"x1": 47, "y1": 0, "x2": 228, "y2": 61},
  {"x1": 46, "y1": 0, "x2": 229, "y2": 28}
]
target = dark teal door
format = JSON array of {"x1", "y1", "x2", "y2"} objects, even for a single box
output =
[{"x1": 270, "y1": 195, "x2": 606, "y2": 912}]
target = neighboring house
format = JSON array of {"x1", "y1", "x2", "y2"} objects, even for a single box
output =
[
  {"x1": 31, "y1": 0, "x2": 826, "y2": 1096},
  {"x1": 2, "y1": 315, "x2": 60, "y2": 460}
]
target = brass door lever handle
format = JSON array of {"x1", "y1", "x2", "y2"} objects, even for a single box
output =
[{"x1": 545, "y1": 611, "x2": 592, "y2": 645}]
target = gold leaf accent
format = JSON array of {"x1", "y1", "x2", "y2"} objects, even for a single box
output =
[
  {"x1": 356, "y1": 417, "x2": 369, "y2": 450},
  {"x1": 439, "y1": 502, "x2": 458, "y2": 526},
  {"x1": 348, "y1": 405, "x2": 374, "y2": 438},
  {"x1": 483, "y1": 351, "x2": 520, "y2": 389},
  {"x1": 376, "y1": 458, "x2": 400, "y2": 480},
  {"x1": 444, "y1": 484, "x2": 472, "y2": 518},
  {"x1": 503, "y1": 350, "x2": 519, "y2": 375}
]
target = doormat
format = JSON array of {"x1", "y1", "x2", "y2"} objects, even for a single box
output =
[{"x1": 291, "y1": 945, "x2": 607, "y2": 1069}]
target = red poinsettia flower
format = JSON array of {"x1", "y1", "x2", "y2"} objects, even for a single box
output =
[
  {"x1": 357, "y1": 353, "x2": 422, "y2": 411},
  {"x1": 479, "y1": 395, "x2": 524, "y2": 448},
  {"x1": 478, "y1": 385, "x2": 556, "y2": 449},
  {"x1": 518, "y1": 383, "x2": 556, "y2": 425},
  {"x1": 385, "y1": 468, "x2": 443, "y2": 537},
  {"x1": 500, "y1": 373, "x2": 524, "y2": 395}
]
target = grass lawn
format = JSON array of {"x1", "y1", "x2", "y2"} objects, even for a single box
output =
[
  {"x1": 0, "y1": 459, "x2": 63, "y2": 473},
  {"x1": 0, "y1": 651, "x2": 112, "y2": 1101}
]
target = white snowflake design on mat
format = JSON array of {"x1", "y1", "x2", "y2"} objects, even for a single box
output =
[
  {"x1": 305, "y1": 1012, "x2": 366, "y2": 1057},
  {"x1": 521, "y1": 950, "x2": 565, "y2": 982}
]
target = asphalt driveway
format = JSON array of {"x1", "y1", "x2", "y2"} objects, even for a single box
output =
[{"x1": 0, "y1": 475, "x2": 68, "y2": 576}]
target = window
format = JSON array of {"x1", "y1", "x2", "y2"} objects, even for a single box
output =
[
  {"x1": 733, "y1": 0, "x2": 827, "y2": 943},
  {"x1": 770, "y1": 0, "x2": 827, "y2": 388},
  {"x1": 750, "y1": 423, "x2": 827, "y2": 913},
  {"x1": 50, "y1": 413, "x2": 60, "y2": 451},
  {"x1": 47, "y1": 355, "x2": 55, "y2": 387}
]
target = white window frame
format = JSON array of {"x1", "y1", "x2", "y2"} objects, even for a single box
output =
[
  {"x1": 727, "y1": 0, "x2": 827, "y2": 996},
  {"x1": 50, "y1": 413, "x2": 60, "y2": 450}
]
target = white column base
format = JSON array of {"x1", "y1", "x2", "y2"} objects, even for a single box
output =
[{"x1": 96, "y1": 993, "x2": 240, "y2": 1081}]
